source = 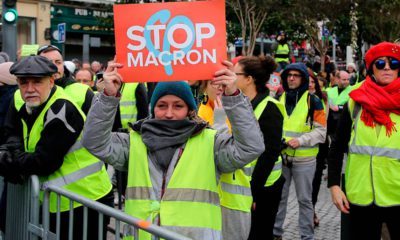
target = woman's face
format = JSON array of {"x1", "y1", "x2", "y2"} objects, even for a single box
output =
[
  {"x1": 347, "y1": 66, "x2": 355, "y2": 73},
  {"x1": 154, "y1": 95, "x2": 189, "y2": 120},
  {"x1": 309, "y1": 77, "x2": 316, "y2": 93},
  {"x1": 206, "y1": 81, "x2": 223, "y2": 102},
  {"x1": 372, "y1": 57, "x2": 399, "y2": 86},
  {"x1": 233, "y1": 63, "x2": 248, "y2": 91}
]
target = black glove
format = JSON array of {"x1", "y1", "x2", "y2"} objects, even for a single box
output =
[
  {"x1": 0, "y1": 149, "x2": 13, "y2": 169},
  {"x1": 2, "y1": 136, "x2": 24, "y2": 152},
  {"x1": 0, "y1": 149, "x2": 26, "y2": 185}
]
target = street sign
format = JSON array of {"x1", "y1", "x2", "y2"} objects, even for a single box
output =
[
  {"x1": 323, "y1": 27, "x2": 330, "y2": 37},
  {"x1": 58, "y1": 23, "x2": 66, "y2": 43}
]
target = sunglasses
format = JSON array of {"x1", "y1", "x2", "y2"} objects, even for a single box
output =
[
  {"x1": 374, "y1": 58, "x2": 400, "y2": 70},
  {"x1": 37, "y1": 45, "x2": 62, "y2": 55}
]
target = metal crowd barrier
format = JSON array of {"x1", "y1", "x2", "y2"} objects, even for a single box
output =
[{"x1": 4, "y1": 175, "x2": 191, "y2": 240}]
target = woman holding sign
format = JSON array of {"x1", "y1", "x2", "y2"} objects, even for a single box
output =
[{"x1": 81, "y1": 60, "x2": 265, "y2": 240}]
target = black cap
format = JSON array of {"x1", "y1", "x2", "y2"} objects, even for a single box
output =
[{"x1": 10, "y1": 55, "x2": 58, "y2": 77}]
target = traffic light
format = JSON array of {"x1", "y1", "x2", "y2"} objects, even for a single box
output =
[
  {"x1": 3, "y1": 0, "x2": 18, "y2": 24},
  {"x1": 2, "y1": 0, "x2": 18, "y2": 60}
]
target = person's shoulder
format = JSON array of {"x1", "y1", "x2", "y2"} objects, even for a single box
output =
[{"x1": 50, "y1": 98, "x2": 81, "y2": 115}]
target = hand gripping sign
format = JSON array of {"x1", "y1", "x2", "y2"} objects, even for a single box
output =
[{"x1": 113, "y1": 0, "x2": 227, "y2": 82}]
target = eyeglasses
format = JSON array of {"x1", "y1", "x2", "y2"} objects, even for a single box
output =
[
  {"x1": 287, "y1": 73, "x2": 302, "y2": 78},
  {"x1": 235, "y1": 72, "x2": 246, "y2": 76},
  {"x1": 37, "y1": 45, "x2": 62, "y2": 55},
  {"x1": 374, "y1": 58, "x2": 400, "y2": 70}
]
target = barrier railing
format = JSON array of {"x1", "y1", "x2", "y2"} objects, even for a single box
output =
[{"x1": 5, "y1": 175, "x2": 191, "y2": 240}]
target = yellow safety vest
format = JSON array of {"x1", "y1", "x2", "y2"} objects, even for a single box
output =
[
  {"x1": 275, "y1": 44, "x2": 290, "y2": 63},
  {"x1": 125, "y1": 129, "x2": 221, "y2": 240},
  {"x1": 219, "y1": 96, "x2": 285, "y2": 214},
  {"x1": 120, "y1": 83, "x2": 139, "y2": 129},
  {"x1": 327, "y1": 86, "x2": 352, "y2": 106},
  {"x1": 63, "y1": 82, "x2": 91, "y2": 109},
  {"x1": 21, "y1": 86, "x2": 111, "y2": 212},
  {"x1": 279, "y1": 91, "x2": 319, "y2": 157},
  {"x1": 13, "y1": 89, "x2": 25, "y2": 111},
  {"x1": 253, "y1": 96, "x2": 285, "y2": 187},
  {"x1": 346, "y1": 99, "x2": 400, "y2": 206}
]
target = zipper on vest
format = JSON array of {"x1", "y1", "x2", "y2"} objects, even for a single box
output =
[{"x1": 232, "y1": 172, "x2": 235, "y2": 180}]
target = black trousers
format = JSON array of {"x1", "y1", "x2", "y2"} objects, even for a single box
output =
[
  {"x1": 49, "y1": 190, "x2": 114, "y2": 240},
  {"x1": 312, "y1": 139, "x2": 329, "y2": 206},
  {"x1": 248, "y1": 176, "x2": 285, "y2": 240},
  {"x1": 349, "y1": 203, "x2": 400, "y2": 240}
]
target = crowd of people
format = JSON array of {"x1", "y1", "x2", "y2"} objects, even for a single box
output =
[{"x1": 0, "y1": 40, "x2": 399, "y2": 240}]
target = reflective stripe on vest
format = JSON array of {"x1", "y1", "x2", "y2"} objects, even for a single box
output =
[
  {"x1": 64, "y1": 82, "x2": 91, "y2": 109},
  {"x1": 219, "y1": 96, "x2": 285, "y2": 213},
  {"x1": 125, "y1": 130, "x2": 221, "y2": 240},
  {"x1": 327, "y1": 86, "x2": 352, "y2": 106},
  {"x1": 279, "y1": 91, "x2": 319, "y2": 157},
  {"x1": 345, "y1": 98, "x2": 400, "y2": 206},
  {"x1": 120, "y1": 83, "x2": 139, "y2": 129},
  {"x1": 22, "y1": 86, "x2": 111, "y2": 212},
  {"x1": 275, "y1": 44, "x2": 290, "y2": 62}
]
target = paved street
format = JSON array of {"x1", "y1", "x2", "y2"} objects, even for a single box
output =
[
  {"x1": 106, "y1": 170, "x2": 341, "y2": 240},
  {"x1": 282, "y1": 170, "x2": 341, "y2": 240}
]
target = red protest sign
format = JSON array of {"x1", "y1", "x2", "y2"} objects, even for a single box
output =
[{"x1": 113, "y1": 0, "x2": 227, "y2": 82}]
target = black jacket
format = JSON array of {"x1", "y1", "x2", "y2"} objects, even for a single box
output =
[
  {"x1": 250, "y1": 93, "x2": 284, "y2": 201},
  {"x1": 0, "y1": 85, "x2": 18, "y2": 143},
  {"x1": 0, "y1": 86, "x2": 83, "y2": 178},
  {"x1": 327, "y1": 104, "x2": 352, "y2": 187}
]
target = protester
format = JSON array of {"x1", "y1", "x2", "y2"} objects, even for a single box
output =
[
  {"x1": 0, "y1": 55, "x2": 113, "y2": 240},
  {"x1": 234, "y1": 56, "x2": 285, "y2": 240},
  {"x1": 328, "y1": 42, "x2": 400, "y2": 240},
  {"x1": 308, "y1": 72, "x2": 329, "y2": 228},
  {"x1": 198, "y1": 80, "x2": 231, "y2": 132},
  {"x1": 273, "y1": 31, "x2": 291, "y2": 72},
  {"x1": 37, "y1": 45, "x2": 94, "y2": 114},
  {"x1": 274, "y1": 63, "x2": 326, "y2": 240},
  {"x1": 81, "y1": 60, "x2": 264, "y2": 240},
  {"x1": 346, "y1": 62, "x2": 358, "y2": 85},
  {"x1": 75, "y1": 68, "x2": 95, "y2": 89},
  {"x1": 327, "y1": 70, "x2": 352, "y2": 142}
]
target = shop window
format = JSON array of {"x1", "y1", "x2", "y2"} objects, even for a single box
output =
[{"x1": 17, "y1": 17, "x2": 36, "y2": 47}]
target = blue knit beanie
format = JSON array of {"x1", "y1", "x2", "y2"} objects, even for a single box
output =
[{"x1": 150, "y1": 81, "x2": 197, "y2": 115}]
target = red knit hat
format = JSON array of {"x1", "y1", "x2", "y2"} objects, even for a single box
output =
[{"x1": 365, "y1": 42, "x2": 400, "y2": 70}]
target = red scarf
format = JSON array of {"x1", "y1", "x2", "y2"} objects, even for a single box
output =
[{"x1": 349, "y1": 76, "x2": 400, "y2": 137}]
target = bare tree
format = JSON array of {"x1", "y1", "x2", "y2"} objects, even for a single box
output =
[
  {"x1": 227, "y1": 0, "x2": 273, "y2": 56},
  {"x1": 287, "y1": 0, "x2": 351, "y2": 72}
]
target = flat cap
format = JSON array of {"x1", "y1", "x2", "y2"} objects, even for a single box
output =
[{"x1": 10, "y1": 55, "x2": 58, "y2": 77}]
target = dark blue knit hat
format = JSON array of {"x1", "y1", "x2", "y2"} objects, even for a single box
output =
[{"x1": 150, "y1": 81, "x2": 197, "y2": 115}]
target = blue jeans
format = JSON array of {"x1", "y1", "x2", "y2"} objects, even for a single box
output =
[{"x1": 273, "y1": 161, "x2": 316, "y2": 240}]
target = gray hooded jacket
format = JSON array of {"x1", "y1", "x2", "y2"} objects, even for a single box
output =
[{"x1": 81, "y1": 91, "x2": 264, "y2": 239}]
